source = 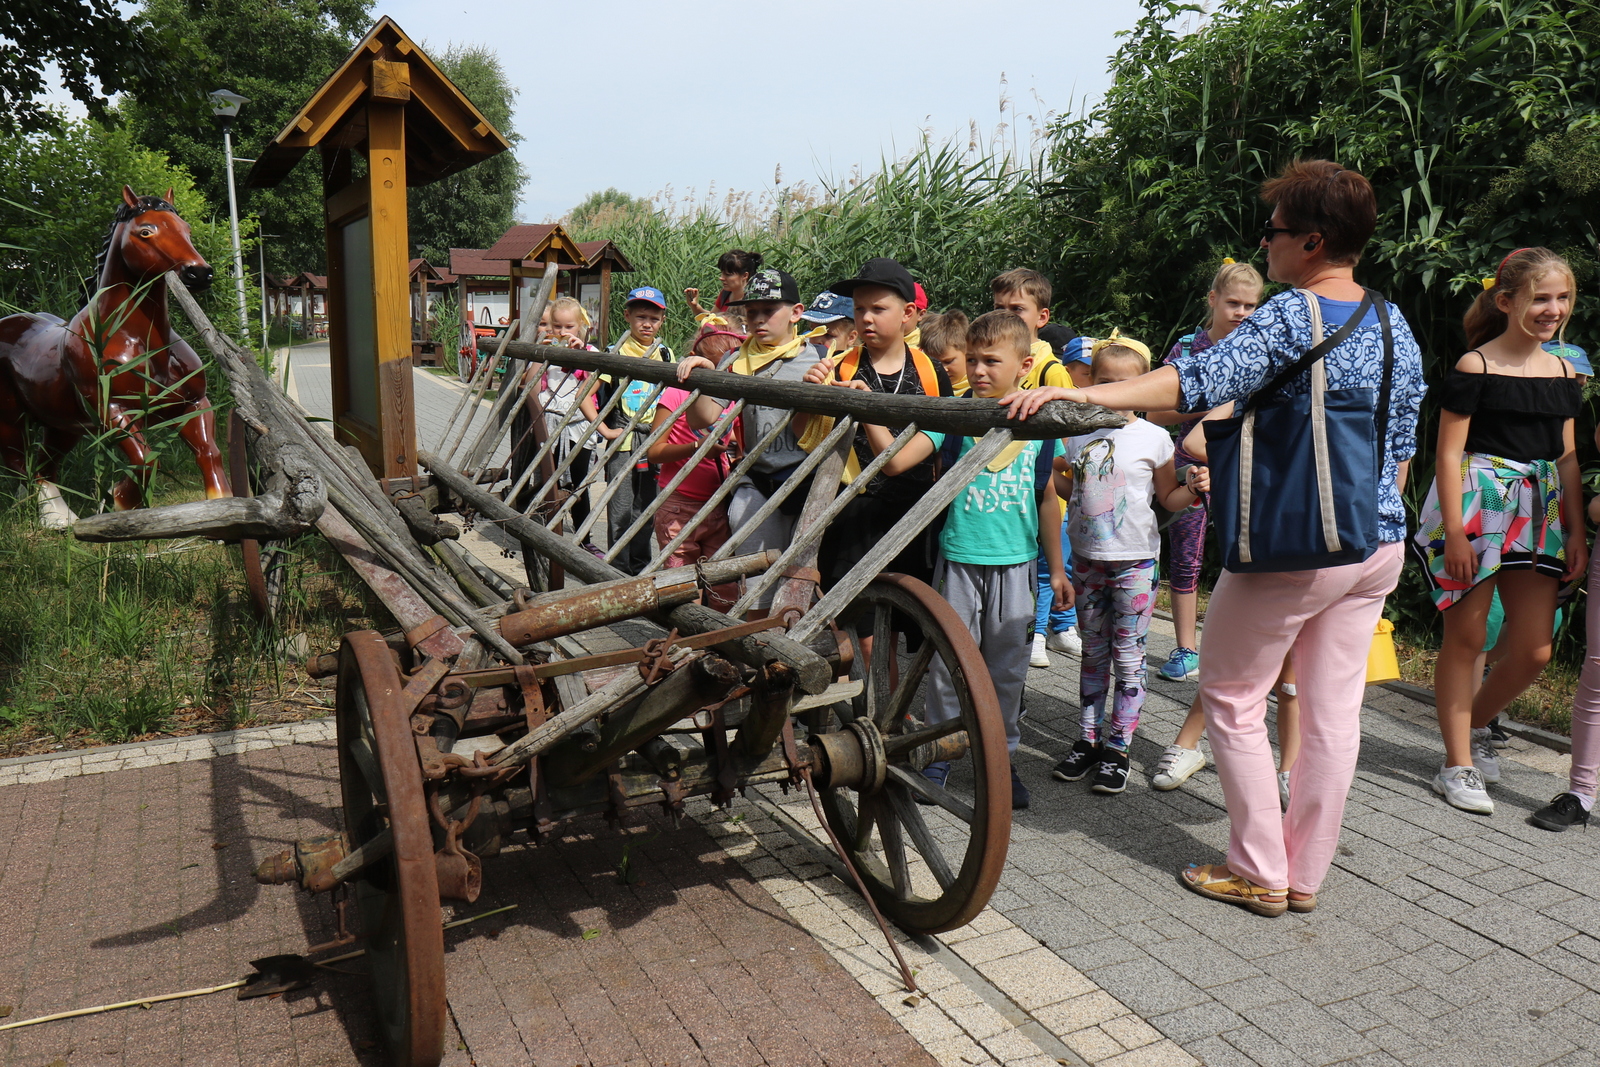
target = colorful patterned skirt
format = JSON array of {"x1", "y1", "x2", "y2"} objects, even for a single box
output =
[{"x1": 1411, "y1": 452, "x2": 1566, "y2": 611}]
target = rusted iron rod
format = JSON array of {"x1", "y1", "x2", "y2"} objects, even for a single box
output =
[{"x1": 484, "y1": 343, "x2": 1127, "y2": 440}]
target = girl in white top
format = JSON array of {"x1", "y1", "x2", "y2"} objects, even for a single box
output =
[{"x1": 1049, "y1": 336, "x2": 1208, "y2": 795}]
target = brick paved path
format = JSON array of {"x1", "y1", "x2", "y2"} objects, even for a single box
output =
[{"x1": 0, "y1": 741, "x2": 934, "y2": 1066}]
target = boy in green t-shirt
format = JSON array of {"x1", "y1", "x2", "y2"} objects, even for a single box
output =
[{"x1": 855, "y1": 311, "x2": 1072, "y2": 810}]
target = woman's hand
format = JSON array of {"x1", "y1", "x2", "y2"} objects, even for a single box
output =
[
  {"x1": 676, "y1": 354, "x2": 715, "y2": 382},
  {"x1": 684, "y1": 287, "x2": 705, "y2": 315},
  {"x1": 1566, "y1": 539, "x2": 1589, "y2": 583},
  {"x1": 1000, "y1": 386, "x2": 1086, "y2": 420},
  {"x1": 1443, "y1": 531, "x2": 1477, "y2": 585}
]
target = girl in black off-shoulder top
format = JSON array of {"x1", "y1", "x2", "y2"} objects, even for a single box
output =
[{"x1": 1412, "y1": 247, "x2": 1588, "y2": 818}]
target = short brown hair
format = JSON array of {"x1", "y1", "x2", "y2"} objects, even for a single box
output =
[
  {"x1": 919, "y1": 309, "x2": 969, "y2": 356},
  {"x1": 1260, "y1": 159, "x2": 1376, "y2": 266},
  {"x1": 966, "y1": 310, "x2": 1032, "y2": 358},
  {"x1": 990, "y1": 268, "x2": 1052, "y2": 310}
]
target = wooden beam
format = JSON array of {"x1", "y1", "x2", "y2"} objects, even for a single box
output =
[
  {"x1": 484, "y1": 343, "x2": 1127, "y2": 441},
  {"x1": 368, "y1": 97, "x2": 416, "y2": 480}
]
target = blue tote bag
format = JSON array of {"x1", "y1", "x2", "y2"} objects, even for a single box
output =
[{"x1": 1204, "y1": 289, "x2": 1395, "y2": 574}]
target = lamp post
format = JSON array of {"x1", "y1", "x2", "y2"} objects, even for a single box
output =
[
  {"x1": 258, "y1": 233, "x2": 280, "y2": 353},
  {"x1": 209, "y1": 89, "x2": 251, "y2": 334}
]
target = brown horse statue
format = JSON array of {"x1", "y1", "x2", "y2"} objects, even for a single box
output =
[{"x1": 0, "y1": 186, "x2": 230, "y2": 527}]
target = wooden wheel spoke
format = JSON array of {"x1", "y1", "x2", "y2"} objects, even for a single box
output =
[
  {"x1": 850, "y1": 792, "x2": 877, "y2": 853},
  {"x1": 877, "y1": 806, "x2": 911, "y2": 900},
  {"x1": 886, "y1": 783, "x2": 956, "y2": 891},
  {"x1": 877, "y1": 641, "x2": 935, "y2": 731},
  {"x1": 882, "y1": 717, "x2": 965, "y2": 757},
  {"x1": 866, "y1": 603, "x2": 892, "y2": 726},
  {"x1": 886, "y1": 764, "x2": 975, "y2": 824},
  {"x1": 348, "y1": 734, "x2": 388, "y2": 806}
]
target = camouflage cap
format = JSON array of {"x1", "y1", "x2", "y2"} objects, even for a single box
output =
[{"x1": 728, "y1": 267, "x2": 800, "y2": 305}]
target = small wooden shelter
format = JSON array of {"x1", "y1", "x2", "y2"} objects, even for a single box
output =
[
  {"x1": 481, "y1": 224, "x2": 588, "y2": 342},
  {"x1": 245, "y1": 16, "x2": 511, "y2": 480}
]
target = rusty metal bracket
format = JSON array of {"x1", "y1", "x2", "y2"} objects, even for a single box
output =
[
  {"x1": 401, "y1": 656, "x2": 454, "y2": 713},
  {"x1": 658, "y1": 778, "x2": 686, "y2": 826},
  {"x1": 638, "y1": 628, "x2": 680, "y2": 684},
  {"x1": 702, "y1": 702, "x2": 739, "y2": 806},
  {"x1": 428, "y1": 785, "x2": 483, "y2": 903},
  {"x1": 779, "y1": 713, "x2": 804, "y2": 793},
  {"x1": 604, "y1": 762, "x2": 631, "y2": 828}
]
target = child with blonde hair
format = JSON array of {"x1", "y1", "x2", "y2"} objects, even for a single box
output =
[
  {"x1": 1050, "y1": 335, "x2": 1209, "y2": 794},
  {"x1": 1414, "y1": 246, "x2": 1587, "y2": 815},
  {"x1": 919, "y1": 309, "x2": 970, "y2": 393}
]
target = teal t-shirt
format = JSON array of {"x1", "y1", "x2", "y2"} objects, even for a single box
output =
[{"x1": 922, "y1": 432, "x2": 1048, "y2": 566}]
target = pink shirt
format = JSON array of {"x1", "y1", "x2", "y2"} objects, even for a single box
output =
[{"x1": 656, "y1": 387, "x2": 737, "y2": 501}]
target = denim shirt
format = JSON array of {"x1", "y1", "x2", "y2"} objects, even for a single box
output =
[{"x1": 1172, "y1": 289, "x2": 1427, "y2": 542}]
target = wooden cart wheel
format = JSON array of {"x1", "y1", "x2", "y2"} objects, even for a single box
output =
[
  {"x1": 228, "y1": 410, "x2": 281, "y2": 620},
  {"x1": 817, "y1": 573, "x2": 1011, "y2": 934},
  {"x1": 337, "y1": 631, "x2": 447, "y2": 1067}
]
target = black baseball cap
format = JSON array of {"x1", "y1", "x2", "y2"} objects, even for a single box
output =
[
  {"x1": 828, "y1": 257, "x2": 916, "y2": 303},
  {"x1": 729, "y1": 267, "x2": 800, "y2": 305}
]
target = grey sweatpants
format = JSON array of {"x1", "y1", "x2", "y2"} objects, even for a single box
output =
[{"x1": 925, "y1": 557, "x2": 1033, "y2": 754}]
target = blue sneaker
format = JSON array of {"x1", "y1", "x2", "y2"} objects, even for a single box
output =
[
  {"x1": 916, "y1": 761, "x2": 950, "y2": 805},
  {"x1": 1159, "y1": 647, "x2": 1199, "y2": 681}
]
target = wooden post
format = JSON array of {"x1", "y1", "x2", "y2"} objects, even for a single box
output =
[
  {"x1": 368, "y1": 61, "x2": 417, "y2": 481},
  {"x1": 598, "y1": 261, "x2": 612, "y2": 349}
]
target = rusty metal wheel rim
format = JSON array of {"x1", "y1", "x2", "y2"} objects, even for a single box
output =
[
  {"x1": 337, "y1": 631, "x2": 446, "y2": 1067},
  {"x1": 817, "y1": 573, "x2": 1011, "y2": 934}
]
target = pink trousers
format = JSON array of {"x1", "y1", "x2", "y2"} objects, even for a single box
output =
[
  {"x1": 1566, "y1": 547, "x2": 1600, "y2": 799},
  {"x1": 1200, "y1": 541, "x2": 1404, "y2": 893}
]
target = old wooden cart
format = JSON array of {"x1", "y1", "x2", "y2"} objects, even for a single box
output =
[{"x1": 83, "y1": 284, "x2": 1117, "y2": 1064}]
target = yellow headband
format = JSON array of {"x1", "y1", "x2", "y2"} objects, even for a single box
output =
[{"x1": 1090, "y1": 328, "x2": 1153, "y2": 367}]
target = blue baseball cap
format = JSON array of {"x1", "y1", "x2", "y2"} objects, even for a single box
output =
[
  {"x1": 625, "y1": 286, "x2": 667, "y2": 309},
  {"x1": 802, "y1": 291, "x2": 854, "y2": 324},
  {"x1": 1060, "y1": 336, "x2": 1095, "y2": 365},
  {"x1": 1544, "y1": 340, "x2": 1592, "y2": 375}
]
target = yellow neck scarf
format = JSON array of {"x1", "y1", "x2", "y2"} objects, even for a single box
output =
[
  {"x1": 905, "y1": 325, "x2": 922, "y2": 348},
  {"x1": 617, "y1": 333, "x2": 662, "y2": 360},
  {"x1": 732, "y1": 325, "x2": 826, "y2": 375}
]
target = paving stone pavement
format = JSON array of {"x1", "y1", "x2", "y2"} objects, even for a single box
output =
[
  {"x1": 0, "y1": 740, "x2": 938, "y2": 1066},
  {"x1": 988, "y1": 616, "x2": 1600, "y2": 1067}
]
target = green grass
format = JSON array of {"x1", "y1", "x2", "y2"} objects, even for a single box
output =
[{"x1": 0, "y1": 425, "x2": 390, "y2": 753}]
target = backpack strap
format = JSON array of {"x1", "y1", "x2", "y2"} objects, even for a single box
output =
[
  {"x1": 909, "y1": 346, "x2": 942, "y2": 395},
  {"x1": 1034, "y1": 439, "x2": 1058, "y2": 502}
]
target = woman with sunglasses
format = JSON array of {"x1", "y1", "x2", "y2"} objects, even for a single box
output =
[{"x1": 1002, "y1": 159, "x2": 1427, "y2": 916}]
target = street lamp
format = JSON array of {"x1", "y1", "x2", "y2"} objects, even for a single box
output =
[
  {"x1": 258, "y1": 233, "x2": 280, "y2": 353},
  {"x1": 209, "y1": 88, "x2": 251, "y2": 334}
]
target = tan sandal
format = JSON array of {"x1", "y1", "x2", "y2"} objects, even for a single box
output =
[
  {"x1": 1180, "y1": 863, "x2": 1288, "y2": 917},
  {"x1": 1287, "y1": 892, "x2": 1317, "y2": 914}
]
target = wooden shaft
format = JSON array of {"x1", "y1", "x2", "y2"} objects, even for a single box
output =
[{"x1": 486, "y1": 343, "x2": 1126, "y2": 440}]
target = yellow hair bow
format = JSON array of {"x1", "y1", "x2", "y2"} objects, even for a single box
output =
[
  {"x1": 1222, "y1": 257, "x2": 1236, "y2": 265},
  {"x1": 1090, "y1": 328, "x2": 1153, "y2": 368},
  {"x1": 1481, "y1": 277, "x2": 1496, "y2": 292}
]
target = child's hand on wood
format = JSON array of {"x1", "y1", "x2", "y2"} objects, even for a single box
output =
[
  {"x1": 803, "y1": 358, "x2": 837, "y2": 385},
  {"x1": 676, "y1": 355, "x2": 714, "y2": 381}
]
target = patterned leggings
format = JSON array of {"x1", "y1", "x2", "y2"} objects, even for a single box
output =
[{"x1": 1077, "y1": 557, "x2": 1158, "y2": 751}]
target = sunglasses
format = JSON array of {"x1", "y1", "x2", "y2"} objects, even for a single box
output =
[{"x1": 1260, "y1": 221, "x2": 1300, "y2": 241}]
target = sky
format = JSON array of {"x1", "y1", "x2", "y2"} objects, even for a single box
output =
[{"x1": 368, "y1": 0, "x2": 1151, "y2": 222}]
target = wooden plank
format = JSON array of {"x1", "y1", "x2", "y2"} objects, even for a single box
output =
[
  {"x1": 368, "y1": 98, "x2": 417, "y2": 480},
  {"x1": 370, "y1": 59, "x2": 411, "y2": 102}
]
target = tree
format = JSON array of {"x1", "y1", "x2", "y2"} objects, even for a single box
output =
[
  {"x1": 1041, "y1": 0, "x2": 1600, "y2": 361},
  {"x1": 120, "y1": 0, "x2": 374, "y2": 276},
  {"x1": 0, "y1": 116, "x2": 241, "y2": 332},
  {"x1": 0, "y1": 1, "x2": 205, "y2": 136},
  {"x1": 565, "y1": 188, "x2": 653, "y2": 231},
  {"x1": 407, "y1": 44, "x2": 526, "y2": 265}
]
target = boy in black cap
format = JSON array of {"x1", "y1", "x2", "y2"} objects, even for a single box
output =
[
  {"x1": 800, "y1": 257, "x2": 953, "y2": 639},
  {"x1": 674, "y1": 267, "x2": 828, "y2": 609}
]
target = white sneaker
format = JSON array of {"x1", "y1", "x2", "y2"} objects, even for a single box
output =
[
  {"x1": 1433, "y1": 764, "x2": 1494, "y2": 814},
  {"x1": 1046, "y1": 627, "x2": 1083, "y2": 656},
  {"x1": 1151, "y1": 745, "x2": 1206, "y2": 790},
  {"x1": 1278, "y1": 770, "x2": 1291, "y2": 810},
  {"x1": 1030, "y1": 633, "x2": 1051, "y2": 669},
  {"x1": 1470, "y1": 727, "x2": 1501, "y2": 784}
]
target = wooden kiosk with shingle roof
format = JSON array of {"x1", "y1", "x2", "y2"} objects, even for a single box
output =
[
  {"x1": 481, "y1": 223, "x2": 589, "y2": 343},
  {"x1": 245, "y1": 16, "x2": 511, "y2": 480}
]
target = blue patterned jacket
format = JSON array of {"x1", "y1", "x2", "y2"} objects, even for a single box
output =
[{"x1": 1171, "y1": 289, "x2": 1427, "y2": 543}]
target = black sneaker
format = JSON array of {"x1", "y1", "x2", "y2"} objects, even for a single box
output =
[
  {"x1": 1488, "y1": 716, "x2": 1511, "y2": 749},
  {"x1": 1052, "y1": 739, "x2": 1100, "y2": 782},
  {"x1": 915, "y1": 760, "x2": 950, "y2": 805},
  {"x1": 1531, "y1": 792, "x2": 1591, "y2": 833},
  {"x1": 1090, "y1": 748, "x2": 1131, "y2": 794},
  {"x1": 1011, "y1": 764, "x2": 1030, "y2": 810}
]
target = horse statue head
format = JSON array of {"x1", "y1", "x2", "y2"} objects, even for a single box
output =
[{"x1": 100, "y1": 186, "x2": 215, "y2": 293}]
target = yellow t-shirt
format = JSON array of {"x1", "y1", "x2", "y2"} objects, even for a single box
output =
[{"x1": 1022, "y1": 339, "x2": 1075, "y2": 390}]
